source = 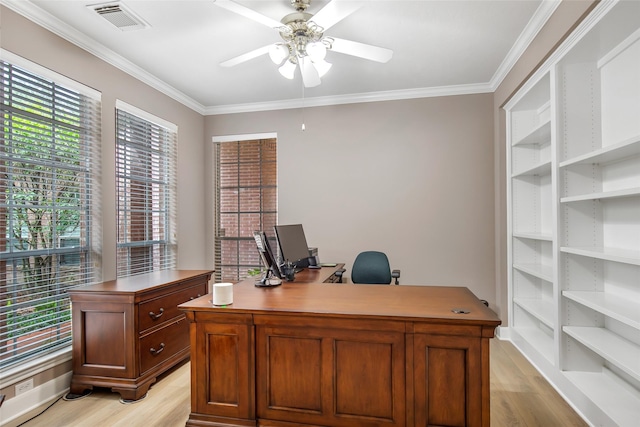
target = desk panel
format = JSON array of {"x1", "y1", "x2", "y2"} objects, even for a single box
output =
[{"x1": 180, "y1": 273, "x2": 500, "y2": 427}]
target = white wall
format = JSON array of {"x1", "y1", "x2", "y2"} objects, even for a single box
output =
[{"x1": 206, "y1": 94, "x2": 496, "y2": 304}]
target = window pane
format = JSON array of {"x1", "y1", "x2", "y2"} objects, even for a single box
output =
[
  {"x1": 238, "y1": 213, "x2": 261, "y2": 238},
  {"x1": 220, "y1": 213, "x2": 238, "y2": 237},
  {"x1": 0, "y1": 59, "x2": 101, "y2": 369},
  {"x1": 220, "y1": 188, "x2": 238, "y2": 213},
  {"x1": 115, "y1": 107, "x2": 177, "y2": 278},
  {"x1": 215, "y1": 139, "x2": 277, "y2": 283}
]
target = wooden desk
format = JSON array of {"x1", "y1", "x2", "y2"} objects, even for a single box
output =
[
  {"x1": 277, "y1": 264, "x2": 344, "y2": 284},
  {"x1": 179, "y1": 272, "x2": 501, "y2": 427},
  {"x1": 68, "y1": 270, "x2": 213, "y2": 401}
]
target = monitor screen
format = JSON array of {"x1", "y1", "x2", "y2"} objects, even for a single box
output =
[
  {"x1": 253, "y1": 231, "x2": 281, "y2": 279},
  {"x1": 274, "y1": 224, "x2": 310, "y2": 268}
]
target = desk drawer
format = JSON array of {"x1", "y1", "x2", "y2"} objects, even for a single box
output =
[
  {"x1": 139, "y1": 317, "x2": 189, "y2": 374},
  {"x1": 139, "y1": 282, "x2": 206, "y2": 332}
]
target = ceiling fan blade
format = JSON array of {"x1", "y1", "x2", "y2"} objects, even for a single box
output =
[
  {"x1": 213, "y1": 0, "x2": 283, "y2": 29},
  {"x1": 220, "y1": 44, "x2": 273, "y2": 67},
  {"x1": 300, "y1": 57, "x2": 321, "y2": 88},
  {"x1": 330, "y1": 38, "x2": 393, "y2": 63},
  {"x1": 310, "y1": 1, "x2": 363, "y2": 31}
]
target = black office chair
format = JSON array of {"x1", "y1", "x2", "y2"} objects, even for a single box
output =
[{"x1": 336, "y1": 251, "x2": 400, "y2": 285}]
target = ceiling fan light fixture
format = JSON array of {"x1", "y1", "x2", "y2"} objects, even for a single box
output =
[
  {"x1": 306, "y1": 41, "x2": 327, "y2": 61},
  {"x1": 215, "y1": 0, "x2": 393, "y2": 88},
  {"x1": 269, "y1": 44, "x2": 288, "y2": 65},
  {"x1": 312, "y1": 59, "x2": 331, "y2": 77},
  {"x1": 278, "y1": 59, "x2": 297, "y2": 79}
]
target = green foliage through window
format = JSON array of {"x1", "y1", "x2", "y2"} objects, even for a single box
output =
[{"x1": 1, "y1": 58, "x2": 101, "y2": 369}]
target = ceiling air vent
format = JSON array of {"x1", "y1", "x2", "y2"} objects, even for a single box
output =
[{"x1": 90, "y1": 2, "x2": 149, "y2": 31}]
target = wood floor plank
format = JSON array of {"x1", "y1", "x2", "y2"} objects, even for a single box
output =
[{"x1": 16, "y1": 339, "x2": 588, "y2": 427}]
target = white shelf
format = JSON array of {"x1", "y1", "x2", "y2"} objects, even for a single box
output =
[
  {"x1": 514, "y1": 298, "x2": 554, "y2": 329},
  {"x1": 563, "y1": 370, "x2": 640, "y2": 427},
  {"x1": 561, "y1": 187, "x2": 640, "y2": 203},
  {"x1": 563, "y1": 326, "x2": 640, "y2": 382},
  {"x1": 561, "y1": 246, "x2": 640, "y2": 266},
  {"x1": 513, "y1": 263, "x2": 553, "y2": 282},
  {"x1": 512, "y1": 119, "x2": 551, "y2": 147},
  {"x1": 560, "y1": 134, "x2": 640, "y2": 168},
  {"x1": 506, "y1": 3, "x2": 640, "y2": 426},
  {"x1": 512, "y1": 327, "x2": 554, "y2": 364},
  {"x1": 512, "y1": 160, "x2": 552, "y2": 178},
  {"x1": 513, "y1": 232, "x2": 553, "y2": 242},
  {"x1": 563, "y1": 291, "x2": 640, "y2": 330}
]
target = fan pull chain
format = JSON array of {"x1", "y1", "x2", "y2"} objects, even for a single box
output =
[{"x1": 301, "y1": 78, "x2": 306, "y2": 131}]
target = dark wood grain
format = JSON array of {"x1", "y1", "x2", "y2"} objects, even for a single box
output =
[
  {"x1": 183, "y1": 279, "x2": 500, "y2": 326},
  {"x1": 181, "y1": 268, "x2": 501, "y2": 427},
  {"x1": 68, "y1": 270, "x2": 213, "y2": 401}
]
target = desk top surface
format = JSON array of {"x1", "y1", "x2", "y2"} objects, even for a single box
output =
[
  {"x1": 68, "y1": 270, "x2": 214, "y2": 294},
  {"x1": 180, "y1": 267, "x2": 501, "y2": 327}
]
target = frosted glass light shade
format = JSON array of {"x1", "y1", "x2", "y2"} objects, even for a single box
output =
[
  {"x1": 278, "y1": 60, "x2": 297, "y2": 79},
  {"x1": 306, "y1": 42, "x2": 327, "y2": 61},
  {"x1": 269, "y1": 44, "x2": 288, "y2": 65},
  {"x1": 312, "y1": 59, "x2": 332, "y2": 77}
]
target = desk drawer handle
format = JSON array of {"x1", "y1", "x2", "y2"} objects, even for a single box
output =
[
  {"x1": 148, "y1": 308, "x2": 164, "y2": 320},
  {"x1": 149, "y1": 343, "x2": 165, "y2": 355},
  {"x1": 189, "y1": 294, "x2": 202, "y2": 300}
]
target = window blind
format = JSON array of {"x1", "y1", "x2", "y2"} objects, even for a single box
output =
[
  {"x1": 115, "y1": 104, "x2": 177, "y2": 278},
  {"x1": 0, "y1": 58, "x2": 102, "y2": 370},
  {"x1": 215, "y1": 139, "x2": 277, "y2": 283}
]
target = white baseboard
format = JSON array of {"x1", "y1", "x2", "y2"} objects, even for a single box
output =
[
  {"x1": 495, "y1": 325, "x2": 510, "y2": 340},
  {"x1": 0, "y1": 371, "x2": 72, "y2": 427}
]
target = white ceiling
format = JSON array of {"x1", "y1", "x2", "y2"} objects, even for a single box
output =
[{"x1": 3, "y1": 0, "x2": 555, "y2": 114}]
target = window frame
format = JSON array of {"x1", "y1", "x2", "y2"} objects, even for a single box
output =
[{"x1": 213, "y1": 135, "x2": 278, "y2": 283}]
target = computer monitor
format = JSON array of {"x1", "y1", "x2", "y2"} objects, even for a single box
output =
[
  {"x1": 253, "y1": 231, "x2": 282, "y2": 280},
  {"x1": 274, "y1": 224, "x2": 311, "y2": 269}
]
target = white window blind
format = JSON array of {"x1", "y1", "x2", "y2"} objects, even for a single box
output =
[
  {"x1": 0, "y1": 58, "x2": 102, "y2": 370},
  {"x1": 115, "y1": 104, "x2": 177, "y2": 278}
]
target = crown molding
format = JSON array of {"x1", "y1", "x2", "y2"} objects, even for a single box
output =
[
  {"x1": 1, "y1": 0, "x2": 207, "y2": 115},
  {"x1": 204, "y1": 83, "x2": 493, "y2": 115},
  {"x1": 3, "y1": 0, "x2": 556, "y2": 116},
  {"x1": 489, "y1": 0, "x2": 561, "y2": 91}
]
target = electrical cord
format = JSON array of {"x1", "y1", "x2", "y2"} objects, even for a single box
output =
[
  {"x1": 16, "y1": 395, "x2": 63, "y2": 426},
  {"x1": 15, "y1": 389, "x2": 92, "y2": 426}
]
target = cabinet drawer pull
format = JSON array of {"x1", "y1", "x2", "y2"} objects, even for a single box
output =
[
  {"x1": 148, "y1": 308, "x2": 164, "y2": 320},
  {"x1": 189, "y1": 294, "x2": 202, "y2": 300},
  {"x1": 149, "y1": 343, "x2": 165, "y2": 355}
]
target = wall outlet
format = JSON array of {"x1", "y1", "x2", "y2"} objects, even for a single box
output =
[{"x1": 15, "y1": 378, "x2": 34, "y2": 395}]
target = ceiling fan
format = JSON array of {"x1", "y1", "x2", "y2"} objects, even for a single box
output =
[{"x1": 214, "y1": 0, "x2": 393, "y2": 88}]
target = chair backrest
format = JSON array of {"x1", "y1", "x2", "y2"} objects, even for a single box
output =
[{"x1": 351, "y1": 251, "x2": 392, "y2": 284}]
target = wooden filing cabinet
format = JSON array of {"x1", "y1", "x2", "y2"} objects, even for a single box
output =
[{"x1": 68, "y1": 270, "x2": 213, "y2": 401}]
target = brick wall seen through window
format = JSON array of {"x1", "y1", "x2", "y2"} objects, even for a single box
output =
[{"x1": 215, "y1": 139, "x2": 277, "y2": 282}]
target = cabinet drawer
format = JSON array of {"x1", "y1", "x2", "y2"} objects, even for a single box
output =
[
  {"x1": 139, "y1": 317, "x2": 189, "y2": 374},
  {"x1": 139, "y1": 282, "x2": 206, "y2": 332}
]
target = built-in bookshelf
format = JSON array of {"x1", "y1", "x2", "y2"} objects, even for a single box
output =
[
  {"x1": 507, "y1": 69, "x2": 557, "y2": 368},
  {"x1": 506, "y1": 2, "x2": 640, "y2": 425}
]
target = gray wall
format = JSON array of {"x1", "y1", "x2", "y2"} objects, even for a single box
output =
[
  {"x1": 1, "y1": 6, "x2": 210, "y2": 280},
  {"x1": 206, "y1": 94, "x2": 496, "y2": 303}
]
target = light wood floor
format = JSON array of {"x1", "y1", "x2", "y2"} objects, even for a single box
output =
[{"x1": 18, "y1": 339, "x2": 587, "y2": 427}]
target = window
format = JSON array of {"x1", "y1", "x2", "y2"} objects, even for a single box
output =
[
  {"x1": 115, "y1": 102, "x2": 177, "y2": 278},
  {"x1": 0, "y1": 55, "x2": 101, "y2": 369},
  {"x1": 215, "y1": 138, "x2": 277, "y2": 282}
]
